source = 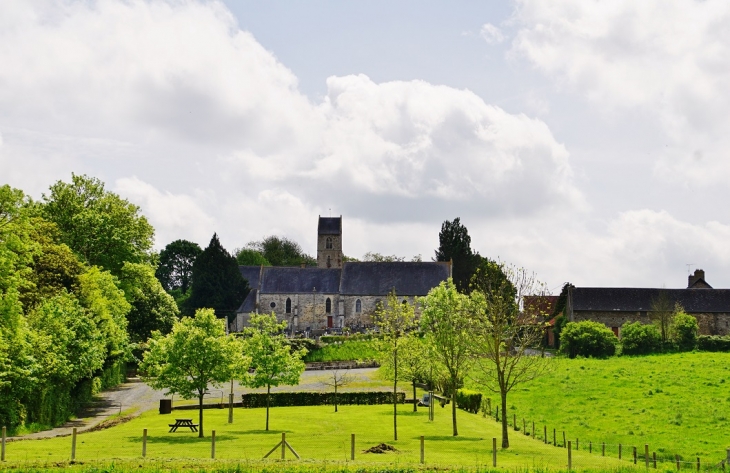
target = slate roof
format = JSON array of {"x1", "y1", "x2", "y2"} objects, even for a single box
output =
[
  {"x1": 572, "y1": 288, "x2": 730, "y2": 313},
  {"x1": 340, "y1": 262, "x2": 451, "y2": 296},
  {"x1": 260, "y1": 267, "x2": 341, "y2": 294},
  {"x1": 318, "y1": 217, "x2": 341, "y2": 235},
  {"x1": 237, "y1": 289, "x2": 257, "y2": 313},
  {"x1": 239, "y1": 266, "x2": 262, "y2": 290}
]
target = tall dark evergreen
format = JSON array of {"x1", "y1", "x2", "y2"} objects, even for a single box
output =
[
  {"x1": 187, "y1": 234, "x2": 249, "y2": 321},
  {"x1": 156, "y1": 239, "x2": 202, "y2": 294},
  {"x1": 434, "y1": 217, "x2": 480, "y2": 293}
]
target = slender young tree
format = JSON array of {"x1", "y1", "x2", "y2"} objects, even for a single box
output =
[
  {"x1": 241, "y1": 313, "x2": 306, "y2": 430},
  {"x1": 420, "y1": 279, "x2": 472, "y2": 436},
  {"x1": 380, "y1": 334, "x2": 429, "y2": 412},
  {"x1": 319, "y1": 369, "x2": 355, "y2": 412},
  {"x1": 468, "y1": 263, "x2": 551, "y2": 448},
  {"x1": 141, "y1": 309, "x2": 248, "y2": 438},
  {"x1": 374, "y1": 290, "x2": 416, "y2": 441}
]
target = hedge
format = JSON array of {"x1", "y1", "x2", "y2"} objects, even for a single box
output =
[
  {"x1": 320, "y1": 333, "x2": 382, "y2": 344},
  {"x1": 241, "y1": 391, "x2": 404, "y2": 408},
  {"x1": 698, "y1": 335, "x2": 730, "y2": 352},
  {"x1": 559, "y1": 321, "x2": 617, "y2": 358},
  {"x1": 455, "y1": 389, "x2": 482, "y2": 414}
]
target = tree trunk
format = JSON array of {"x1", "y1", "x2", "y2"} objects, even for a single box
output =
[
  {"x1": 412, "y1": 380, "x2": 417, "y2": 412},
  {"x1": 451, "y1": 384, "x2": 458, "y2": 436},
  {"x1": 500, "y1": 389, "x2": 509, "y2": 448},
  {"x1": 198, "y1": 392, "x2": 204, "y2": 438},
  {"x1": 393, "y1": 347, "x2": 398, "y2": 441},
  {"x1": 334, "y1": 383, "x2": 338, "y2": 413},
  {"x1": 266, "y1": 384, "x2": 270, "y2": 431}
]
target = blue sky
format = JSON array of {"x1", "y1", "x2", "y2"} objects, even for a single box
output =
[{"x1": 2, "y1": 0, "x2": 730, "y2": 291}]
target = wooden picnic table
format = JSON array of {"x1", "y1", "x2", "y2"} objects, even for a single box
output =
[{"x1": 168, "y1": 418, "x2": 198, "y2": 433}]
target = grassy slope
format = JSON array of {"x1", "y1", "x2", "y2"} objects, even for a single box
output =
[
  {"x1": 303, "y1": 341, "x2": 380, "y2": 362},
  {"x1": 5, "y1": 404, "x2": 628, "y2": 470},
  {"x1": 469, "y1": 352, "x2": 730, "y2": 462}
]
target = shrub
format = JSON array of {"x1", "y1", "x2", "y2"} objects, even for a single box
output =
[
  {"x1": 303, "y1": 340, "x2": 379, "y2": 362},
  {"x1": 620, "y1": 322, "x2": 662, "y2": 355},
  {"x1": 697, "y1": 335, "x2": 730, "y2": 352},
  {"x1": 671, "y1": 312, "x2": 699, "y2": 351},
  {"x1": 559, "y1": 321, "x2": 617, "y2": 358},
  {"x1": 241, "y1": 391, "x2": 403, "y2": 408},
  {"x1": 455, "y1": 389, "x2": 482, "y2": 414},
  {"x1": 287, "y1": 338, "x2": 318, "y2": 354},
  {"x1": 319, "y1": 333, "x2": 381, "y2": 344}
]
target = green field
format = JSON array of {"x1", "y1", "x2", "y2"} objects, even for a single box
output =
[
  {"x1": 469, "y1": 352, "x2": 730, "y2": 463},
  {"x1": 4, "y1": 404, "x2": 632, "y2": 471}
]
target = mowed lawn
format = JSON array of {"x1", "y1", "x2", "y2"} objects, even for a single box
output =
[
  {"x1": 490, "y1": 352, "x2": 730, "y2": 462},
  {"x1": 6, "y1": 403, "x2": 629, "y2": 470}
]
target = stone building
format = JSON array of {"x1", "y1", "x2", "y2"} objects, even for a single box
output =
[
  {"x1": 565, "y1": 270, "x2": 730, "y2": 336},
  {"x1": 232, "y1": 216, "x2": 451, "y2": 334}
]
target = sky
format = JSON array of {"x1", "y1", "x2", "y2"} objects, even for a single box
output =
[{"x1": 2, "y1": 0, "x2": 730, "y2": 291}]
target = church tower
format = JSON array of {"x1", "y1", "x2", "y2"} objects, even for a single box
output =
[{"x1": 317, "y1": 216, "x2": 342, "y2": 268}]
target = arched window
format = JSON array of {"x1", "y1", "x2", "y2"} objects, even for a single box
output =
[
  {"x1": 326, "y1": 255, "x2": 331, "y2": 268},
  {"x1": 326, "y1": 237, "x2": 333, "y2": 249},
  {"x1": 326, "y1": 297, "x2": 332, "y2": 313},
  {"x1": 286, "y1": 298, "x2": 292, "y2": 314},
  {"x1": 355, "y1": 299, "x2": 362, "y2": 313}
]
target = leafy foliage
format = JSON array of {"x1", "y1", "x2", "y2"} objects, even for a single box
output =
[
  {"x1": 119, "y1": 262, "x2": 178, "y2": 344},
  {"x1": 187, "y1": 233, "x2": 249, "y2": 319},
  {"x1": 697, "y1": 335, "x2": 730, "y2": 352},
  {"x1": 141, "y1": 308, "x2": 248, "y2": 437},
  {"x1": 155, "y1": 239, "x2": 201, "y2": 294},
  {"x1": 559, "y1": 321, "x2": 618, "y2": 358},
  {"x1": 246, "y1": 236, "x2": 315, "y2": 267},
  {"x1": 234, "y1": 247, "x2": 271, "y2": 266},
  {"x1": 671, "y1": 311, "x2": 699, "y2": 351},
  {"x1": 620, "y1": 322, "x2": 662, "y2": 355},
  {"x1": 455, "y1": 389, "x2": 483, "y2": 414},
  {"x1": 41, "y1": 174, "x2": 154, "y2": 276}
]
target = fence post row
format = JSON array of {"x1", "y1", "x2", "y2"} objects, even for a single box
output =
[
  {"x1": 71, "y1": 427, "x2": 77, "y2": 461},
  {"x1": 568, "y1": 440, "x2": 572, "y2": 470}
]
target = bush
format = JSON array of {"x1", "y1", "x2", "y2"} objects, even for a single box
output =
[
  {"x1": 287, "y1": 338, "x2": 318, "y2": 354},
  {"x1": 671, "y1": 312, "x2": 699, "y2": 351},
  {"x1": 319, "y1": 333, "x2": 381, "y2": 344},
  {"x1": 697, "y1": 335, "x2": 730, "y2": 352},
  {"x1": 559, "y1": 321, "x2": 617, "y2": 358},
  {"x1": 455, "y1": 389, "x2": 482, "y2": 414},
  {"x1": 241, "y1": 391, "x2": 404, "y2": 408},
  {"x1": 620, "y1": 322, "x2": 662, "y2": 355}
]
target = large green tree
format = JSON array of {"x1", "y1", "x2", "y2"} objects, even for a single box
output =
[
  {"x1": 156, "y1": 239, "x2": 202, "y2": 295},
  {"x1": 235, "y1": 247, "x2": 271, "y2": 266},
  {"x1": 41, "y1": 174, "x2": 154, "y2": 276},
  {"x1": 187, "y1": 234, "x2": 249, "y2": 320},
  {"x1": 119, "y1": 262, "x2": 179, "y2": 344},
  {"x1": 420, "y1": 279, "x2": 472, "y2": 436},
  {"x1": 375, "y1": 290, "x2": 416, "y2": 440},
  {"x1": 434, "y1": 218, "x2": 480, "y2": 293},
  {"x1": 247, "y1": 236, "x2": 315, "y2": 267},
  {"x1": 241, "y1": 313, "x2": 306, "y2": 431},
  {"x1": 141, "y1": 309, "x2": 248, "y2": 437}
]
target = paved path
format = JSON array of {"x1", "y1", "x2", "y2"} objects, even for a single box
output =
[{"x1": 10, "y1": 368, "x2": 388, "y2": 440}]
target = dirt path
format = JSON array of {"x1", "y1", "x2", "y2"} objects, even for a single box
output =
[{"x1": 10, "y1": 368, "x2": 388, "y2": 440}]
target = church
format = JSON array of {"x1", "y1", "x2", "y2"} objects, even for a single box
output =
[{"x1": 232, "y1": 216, "x2": 452, "y2": 334}]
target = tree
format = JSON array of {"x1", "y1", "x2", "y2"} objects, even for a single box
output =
[
  {"x1": 41, "y1": 174, "x2": 154, "y2": 276},
  {"x1": 247, "y1": 236, "x2": 315, "y2": 267},
  {"x1": 380, "y1": 334, "x2": 429, "y2": 412},
  {"x1": 671, "y1": 309, "x2": 699, "y2": 351},
  {"x1": 434, "y1": 218, "x2": 480, "y2": 293},
  {"x1": 620, "y1": 322, "x2": 662, "y2": 355},
  {"x1": 241, "y1": 313, "x2": 306, "y2": 430},
  {"x1": 119, "y1": 262, "x2": 179, "y2": 344},
  {"x1": 374, "y1": 290, "x2": 416, "y2": 440},
  {"x1": 420, "y1": 279, "x2": 472, "y2": 436},
  {"x1": 235, "y1": 247, "x2": 271, "y2": 266},
  {"x1": 156, "y1": 240, "x2": 202, "y2": 294},
  {"x1": 650, "y1": 290, "x2": 674, "y2": 343},
  {"x1": 187, "y1": 234, "x2": 249, "y2": 320},
  {"x1": 560, "y1": 321, "x2": 618, "y2": 358},
  {"x1": 140, "y1": 309, "x2": 248, "y2": 437},
  {"x1": 319, "y1": 369, "x2": 354, "y2": 412},
  {"x1": 467, "y1": 264, "x2": 551, "y2": 448}
]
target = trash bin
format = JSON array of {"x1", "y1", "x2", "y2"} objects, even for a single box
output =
[{"x1": 159, "y1": 399, "x2": 172, "y2": 414}]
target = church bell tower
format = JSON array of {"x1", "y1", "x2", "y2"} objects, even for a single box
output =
[{"x1": 317, "y1": 216, "x2": 342, "y2": 268}]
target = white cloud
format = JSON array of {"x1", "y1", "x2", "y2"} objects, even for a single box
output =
[{"x1": 480, "y1": 23, "x2": 505, "y2": 44}]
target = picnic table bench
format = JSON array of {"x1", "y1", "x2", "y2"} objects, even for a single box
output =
[{"x1": 168, "y1": 418, "x2": 198, "y2": 432}]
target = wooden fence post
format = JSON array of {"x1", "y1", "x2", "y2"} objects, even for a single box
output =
[
  {"x1": 210, "y1": 430, "x2": 215, "y2": 459},
  {"x1": 523, "y1": 419, "x2": 526, "y2": 435},
  {"x1": 281, "y1": 433, "x2": 286, "y2": 460},
  {"x1": 602, "y1": 442, "x2": 605, "y2": 456},
  {"x1": 576, "y1": 438, "x2": 579, "y2": 450},
  {"x1": 420, "y1": 436, "x2": 424, "y2": 464},
  {"x1": 71, "y1": 427, "x2": 77, "y2": 461},
  {"x1": 696, "y1": 457, "x2": 699, "y2": 472},
  {"x1": 544, "y1": 425, "x2": 547, "y2": 444},
  {"x1": 513, "y1": 414, "x2": 516, "y2": 431},
  {"x1": 634, "y1": 446, "x2": 637, "y2": 464},
  {"x1": 1, "y1": 426, "x2": 5, "y2": 462},
  {"x1": 553, "y1": 428, "x2": 556, "y2": 446},
  {"x1": 142, "y1": 429, "x2": 147, "y2": 457},
  {"x1": 676, "y1": 454, "x2": 680, "y2": 470},
  {"x1": 645, "y1": 444, "x2": 649, "y2": 469},
  {"x1": 532, "y1": 421, "x2": 535, "y2": 438},
  {"x1": 568, "y1": 441, "x2": 572, "y2": 470},
  {"x1": 654, "y1": 452, "x2": 657, "y2": 469},
  {"x1": 563, "y1": 431, "x2": 566, "y2": 448},
  {"x1": 589, "y1": 441, "x2": 592, "y2": 454},
  {"x1": 492, "y1": 437, "x2": 497, "y2": 467},
  {"x1": 351, "y1": 434, "x2": 355, "y2": 461},
  {"x1": 619, "y1": 443, "x2": 622, "y2": 460},
  {"x1": 495, "y1": 406, "x2": 499, "y2": 422}
]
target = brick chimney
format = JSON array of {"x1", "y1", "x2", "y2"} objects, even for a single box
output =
[{"x1": 688, "y1": 269, "x2": 712, "y2": 289}]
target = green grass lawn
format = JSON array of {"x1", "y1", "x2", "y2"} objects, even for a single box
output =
[
  {"x1": 303, "y1": 340, "x2": 380, "y2": 362},
  {"x1": 4, "y1": 403, "x2": 633, "y2": 471},
  {"x1": 469, "y1": 352, "x2": 730, "y2": 464}
]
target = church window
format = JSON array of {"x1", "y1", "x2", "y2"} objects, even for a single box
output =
[
  {"x1": 326, "y1": 237, "x2": 333, "y2": 249},
  {"x1": 286, "y1": 298, "x2": 291, "y2": 313},
  {"x1": 355, "y1": 299, "x2": 362, "y2": 313},
  {"x1": 326, "y1": 297, "x2": 332, "y2": 313},
  {"x1": 270, "y1": 301, "x2": 276, "y2": 309}
]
